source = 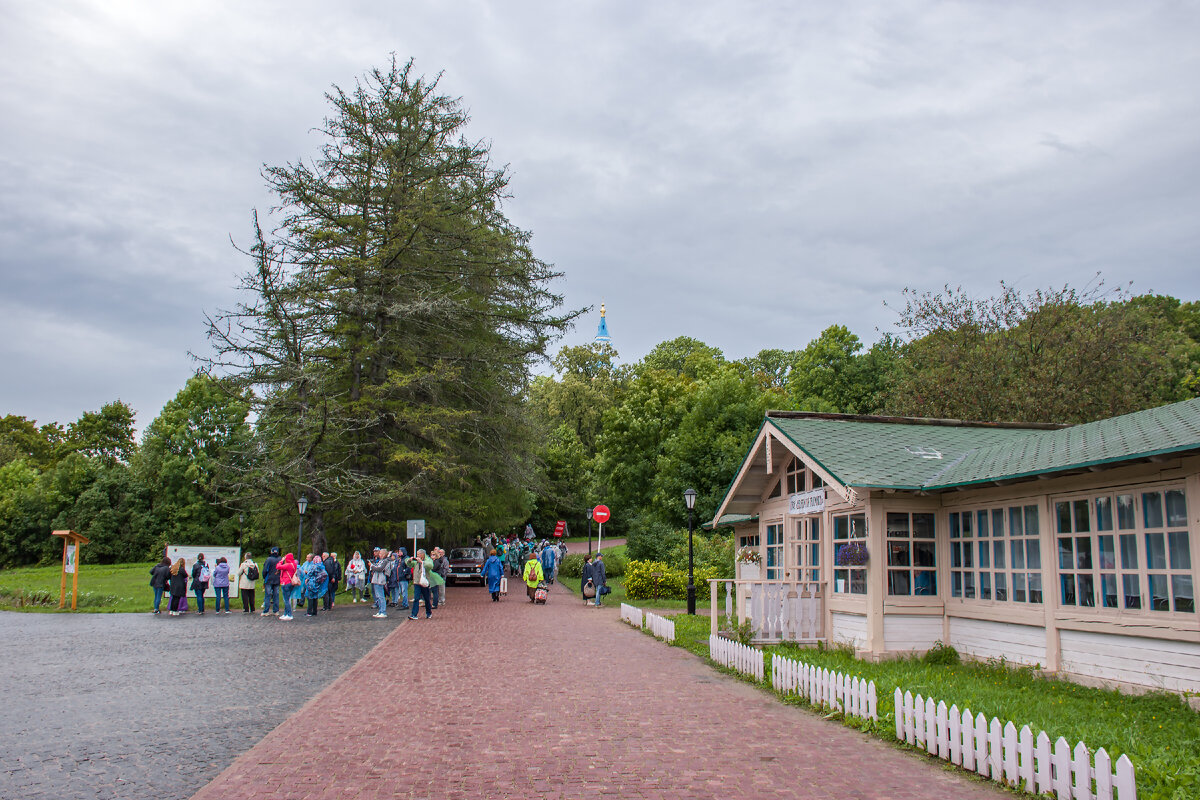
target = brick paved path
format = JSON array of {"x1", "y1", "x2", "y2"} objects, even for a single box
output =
[{"x1": 191, "y1": 585, "x2": 1007, "y2": 800}]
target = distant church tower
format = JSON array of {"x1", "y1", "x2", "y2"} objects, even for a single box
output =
[{"x1": 593, "y1": 303, "x2": 612, "y2": 347}]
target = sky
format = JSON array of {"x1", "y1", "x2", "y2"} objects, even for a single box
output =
[{"x1": 1, "y1": 1, "x2": 1198, "y2": 433}]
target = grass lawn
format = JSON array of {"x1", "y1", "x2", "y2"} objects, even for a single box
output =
[
  {"x1": 0, "y1": 561, "x2": 157, "y2": 613},
  {"x1": 641, "y1": 613, "x2": 1199, "y2": 800}
]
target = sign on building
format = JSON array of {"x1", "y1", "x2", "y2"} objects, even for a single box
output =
[{"x1": 788, "y1": 487, "x2": 826, "y2": 516}]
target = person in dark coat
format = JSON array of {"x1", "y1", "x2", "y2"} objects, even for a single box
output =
[
  {"x1": 189, "y1": 553, "x2": 210, "y2": 615},
  {"x1": 592, "y1": 552, "x2": 607, "y2": 608},
  {"x1": 149, "y1": 557, "x2": 171, "y2": 614},
  {"x1": 261, "y1": 547, "x2": 281, "y2": 616},
  {"x1": 167, "y1": 558, "x2": 188, "y2": 615},
  {"x1": 580, "y1": 555, "x2": 595, "y2": 606},
  {"x1": 322, "y1": 552, "x2": 342, "y2": 610}
]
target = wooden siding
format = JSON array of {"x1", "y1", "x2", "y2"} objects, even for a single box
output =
[
  {"x1": 831, "y1": 611, "x2": 868, "y2": 649},
  {"x1": 948, "y1": 618, "x2": 1046, "y2": 667},
  {"x1": 1058, "y1": 630, "x2": 1200, "y2": 694},
  {"x1": 884, "y1": 614, "x2": 945, "y2": 652}
]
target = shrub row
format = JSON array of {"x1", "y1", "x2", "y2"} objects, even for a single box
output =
[{"x1": 624, "y1": 559, "x2": 719, "y2": 601}]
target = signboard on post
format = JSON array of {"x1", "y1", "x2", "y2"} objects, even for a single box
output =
[
  {"x1": 407, "y1": 519, "x2": 426, "y2": 539},
  {"x1": 592, "y1": 504, "x2": 611, "y2": 551},
  {"x1": 52, "y1": 530, "x2": 89, "y2": 610},
  {"x1": 553, "y1": 520, "x2": 565, "y2": 537},
  {"x1": 166, "y1": 545, "x2": 243, "y2": 597}
]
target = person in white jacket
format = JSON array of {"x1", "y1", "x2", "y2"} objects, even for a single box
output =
[
  {"x1": 237, "y1": 554, "x2": 259, "y2": 613},
  {"x1": 345, "y1": 551, "x2": 367, "y2": 602}
]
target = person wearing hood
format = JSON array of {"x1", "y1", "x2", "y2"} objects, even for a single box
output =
[
  {"x1": 238, "y1": 553, "x2": 259, "y2": 613},
  {"x1": 540, "y1": 543, "x2": 558, "y2": 585},
  {"x1": 482, "y1": 549, "x2": 504, "y2": 602},
  {"x1": 302, "y1": 555, "x2": 329, "y2": 617},
  {"x1": 522, "y1": 552, "x2": 544, "y2": 603},
  {"x1": 211, "y1": 556, "x2": 232, "y2": 613},
  {"x1": 276, "y1": 553, "x2": 298, "y2": 620},
  {"x1": 149, "y1": 557, "x2": 171, "y2": 614},
  {"x1": 261, "y1": 547, "x2": 282, "y2": 616},
  {"x1": 345, "y1": 551, "x2": 366, "y2": 603}
]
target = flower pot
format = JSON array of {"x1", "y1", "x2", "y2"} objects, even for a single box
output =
[{"x1": 739, "y1": 562, "x2": 760, "y2": 580}]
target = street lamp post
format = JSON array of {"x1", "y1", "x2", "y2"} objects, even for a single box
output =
[
  {"x1": 238, "y1": 513, "x2": 244, "y2": 552},
  {"x1": 296, "y1": 494, "x2": 308, "y2": 558},
  {"x1": 684, "y1": 488, "x2": 697, "y2": 615},
  {"x1": 586, "y1": 507, "x2": 594, "y2": 557}
]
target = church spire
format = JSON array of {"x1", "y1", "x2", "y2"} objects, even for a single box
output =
[{"x1": 593, "y1": 302, "x2": 611, "y2": 346}]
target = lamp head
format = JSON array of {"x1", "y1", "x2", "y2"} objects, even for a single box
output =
[
  {"x1": 683, "y1": 488, "x2": 697, "y2": 510},
  {"x1": 297, "y1": 494, "x2": 308, "y2": 515}
]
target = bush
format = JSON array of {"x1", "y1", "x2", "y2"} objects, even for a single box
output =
[
  {"x1": 559, "y1": 550, "x2": 626, "y2": 579},
  {"x1": 626, "y1": 517, "x2": 683, "y2": 562},
  {"x1": 922, "y1": 640, "x2": 961, "y2": 665},
  {"x1": 667, "y1": 531, "x2": 734, "y2": 579},
  {"x1": 559, "y1": 553, "x2": 585, "y2": 579},
  {"x1": 598, "y1": 549, "x2": 626, "y2": 577},
  {"x1": 624, "y1": 559, "x2": 718, "y2": 601}
]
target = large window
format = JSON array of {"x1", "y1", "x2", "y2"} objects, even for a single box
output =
[
  {"x1": 765, "y1": 523, "x2": 784, "y2": 580},
  {"x1": 1055, "y1": 488, "x2": 1193, "y2": 614},
  {"x1": 833, "y1": 512, "x2": 866, "y2": 594},
  {"x1": 949, "y1": 505, "x2": 1043, "y2": 603},
  {"x1": 887, "y1": 512, "x2": 936, "y2": 595}
]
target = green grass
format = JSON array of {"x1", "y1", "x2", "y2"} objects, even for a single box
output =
[
  {"x1": 0, "y1": 561, "x2": 157, "y2": 613},
  {"x1": 636, "y1": 612, "x2": 1200, "y2": 800}
]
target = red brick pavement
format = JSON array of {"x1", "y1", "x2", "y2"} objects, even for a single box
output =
[{"x1": 191, "y1": 584, "x2": 1008, "y2": 800}]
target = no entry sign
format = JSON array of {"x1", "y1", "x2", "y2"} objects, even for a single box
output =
[
  {"x1": 592, "y1": 505, "x2": 610, "y2": 524},
  {"x1": 553, "y1": 520, "x2": 565, "y2": 537}
]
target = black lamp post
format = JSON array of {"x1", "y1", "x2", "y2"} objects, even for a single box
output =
[
  {"x1": 684, "y1": 487, "x2": 697, "y2": 615},
  {"x1": 586, "y1": 507, "x2": 594, "y2": 557},
  {"x1": 296, "y1": 494, "x2": 308, "y2": 558},
  {"x1": 238, "y1": 513, "x2": 244, "y2": 551}
]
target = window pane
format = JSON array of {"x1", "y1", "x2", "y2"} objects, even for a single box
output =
[
  {"x1": 1143, "y1": 492, "x2": 1164, "y2": 529},
  {"x1": 993, "y1": 509, "x2": 1005, "y2": 540},
  {"x1": 888, "y1": 570, "x2": 911, "y2": 596},
  {"x1": 977, "y1": 510, "x2": 989, "y2": 538},
  {"x1": 1077, "y1": 574, "x2": 1095, "y2": 607},
  {"x1": 993, "y1": 541, "x2": 1006, "y2": 569},
  {"x1": 1098, "y1": 535, "x2": 1115, "y2": 570},
  {"x1": 850, "y1": 569, "x2": 866, "y2": 594},
  {"x1": 963, "y1": 571, "x2": 975, "y2": 599},
  {"x1": 1149, "y1": 574, "x2": 1169, "y2": 611},
  {"x1": 1058, "y1": 537, "x2": 1074, "y2": 570},
  {"x1": 949, "y1": 512, "x2": 960, "y2": 539},
  {"x1": 1122, "y1": 574, "x2": 1141, "y2": 609},
  {"x1": 1024, "y1": 506, "x2": 1039, "y2": 537},
  {"x1": 1101, "y1": 573, "x2": 1118, "y2": 608},
  {"x1": 1120, "y1": 534, "x2": 1139, "y2": 570},
  {"x1": 1075, "y1": 537, "x2": 1092, "y2": 570},
  {"x1": 913, "y1": 541, "x2": 935, "y2": 568},
  {"x1": 951, "y1": 543, "x2": 962, "y2": 568},
  {"x1": 850, "y1": 514, "x2": 866, "y2": 538},
  {"x1": 1061, "y1": 574, "x2": 1077, "y2": 605},
  {"x1": 914, "y1": 570, "x2": 936, "y2": 596},
  {"x1": 811, "y1": 518, "x2": 820, "y2": 539},
  {"x1": 1146, "y1": 532, "x2": 1167, "y2": 570},
  {"x1": 1116, "y1": 494, "x2": 1136, "y2": 529},
  {"x1": 834, "y1": 516, "x2": 848, "y2": 540},
  {"x1": 1026, "y1": 540, "x2": 1041, "y2": 570},
  {"x1": 1011, "y1": 540, "x2": 1025, "y2": 569},
  {"x1": 1028, "y1": 573, "x2": 1044, "y2": 604},
  {"x1": 835, "y1": 568, "x2": 848, "y2": 592},
  {"x1": 888, "y1": 542, "x2": 911, "y2": 567},
  {"x1": 978, "y1": 541, "x2": 990, "y2": 568},
  {"x1": 962, "y1": 542, "x2": 973, "y2": 568},
  {"x1": 1169, "y1": 531, "x2": 1191, "y2": 570},
  {"x1": 1013, "y1": 572, "x2": 1027, "y2": 603},
  {"x1": 1073, "y1": 499, "x2": 1090, "y2": 533},
  {"x1": 1166, "y1": 490, "x2": 1188, "y2": 528},
  {"x1": 994, "y1": 572, "x2": 1008, "y2": 601},
  {"x1": 1056, "y1": 502, "x2": 1072, "y2": 533},
  {"x1": 914, "y1": 513, "x2": 935, "y2": 539},
  {"x1": 1010, "y1": 508, "x2": 1025, "y2": 537},
  {"x1": 952, "y1": 571, "x2": 962, "y2": 597},
  {"x1": 979, "y1": 572, "x2": 991, "y2": 600},
  {"x1": 1172, "y1": 575, "x2": 1194, "y2": 613},
  {"x1": 1095, "y1": 496, "x2": 1113, "y2": 531},
  {"x1": 887, "y1": 513, "x2": 910, "y2": 537}
]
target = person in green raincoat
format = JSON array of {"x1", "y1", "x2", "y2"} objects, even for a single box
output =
[{"x1": 522, "y1": 552, "x2": 544, "y2": 602}]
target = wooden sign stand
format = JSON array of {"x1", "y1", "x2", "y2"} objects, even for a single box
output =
[{"x1": 52, "y1": 530, "x2": 90, "y2": 610}]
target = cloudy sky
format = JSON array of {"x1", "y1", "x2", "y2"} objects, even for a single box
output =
[{"x1": 2, "y1": 1, "x2": 1197, "y2": 432}]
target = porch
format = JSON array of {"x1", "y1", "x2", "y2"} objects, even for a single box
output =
[{"x1": 708, "y1": 578, "x2": 826, "y2": 645}]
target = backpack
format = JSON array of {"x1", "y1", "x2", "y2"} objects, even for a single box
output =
[
  {"x1": 246, "y1": 564, "x2": 260, "y2": 581},
  {"x1": 199, "y1": 564, "x2": 211, "y2": 583}
]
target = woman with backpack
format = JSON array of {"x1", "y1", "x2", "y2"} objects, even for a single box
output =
[
  {"x1": 238, "y1": 553, "x2": 259, "y2": 613},
  {"x1": 190, "y1": 554, "x2": 210, "y2": 615}
]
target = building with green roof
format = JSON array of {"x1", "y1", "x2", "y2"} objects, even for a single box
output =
[{"x1": 709, "y1": 398, "x2": 1200, "y2": 694}]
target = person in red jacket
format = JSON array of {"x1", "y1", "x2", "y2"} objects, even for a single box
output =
[{"x1": 276, "y1": 553, "x2": 299, "y2": 621}]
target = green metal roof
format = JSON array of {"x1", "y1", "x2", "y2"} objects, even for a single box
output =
[
  {"x1": 765, "y1": 398, "x2": 1200, "y2": 491},
  {"x1": 703, "y1": 514, "x2": 759, "y2": 530}
]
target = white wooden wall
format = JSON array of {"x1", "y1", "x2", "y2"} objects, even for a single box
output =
[
  {"x1": 949, "y1": 618, "x2": 1046, "y2": 667},
  {"x1": 831, "y1": 611, "x2": 868, "y2": 649},
  {"x1": 884, "y1": 614, "x2": 944, "y2": 652},
  {"x1": 1059, "y1": 630, "x2": 1200, "y2": 694}
]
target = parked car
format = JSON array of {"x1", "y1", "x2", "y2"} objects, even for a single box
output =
[{"x1": 447, "y1": 547, "x2": 486, "y2": 585}]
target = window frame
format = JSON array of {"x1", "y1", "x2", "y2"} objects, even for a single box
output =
[
  {"x1": 949, "y1": 503, "x2": 1043, "y2": 605},
  {"x1": 832, "y1": 512, "x2": 867, "y2": 595},
  {"x1": 886, "y1": 511, "x2": 937, "y2": 596}
]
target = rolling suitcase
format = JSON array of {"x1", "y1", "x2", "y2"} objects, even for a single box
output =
[{"x1": 534, "y1": 582, "x2": 548, "y2": 604}]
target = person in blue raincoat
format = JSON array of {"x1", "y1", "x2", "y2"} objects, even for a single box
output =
[
  {"x1": 481, "y1": 549, "x2": 505, "y2": 602},
  {"x1": 301, "y1": 555, "x2": 328, "y2": 617},
  {"x1": 540, "y1": 544, "x2": 558, "y2": 585}
]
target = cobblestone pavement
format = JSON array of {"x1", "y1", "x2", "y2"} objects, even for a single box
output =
[
  {"x1": 0, "y1": 597, "x2": 405, "y2": 800},
  {"x1": 191, "y1": 585, "x2": 1008, "y2": 800}
]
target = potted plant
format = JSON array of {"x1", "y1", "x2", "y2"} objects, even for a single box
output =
[
  {"x1": 736, "y1": 546, "x2": 762, "y2": 580},
  {"x1": 835, "y1": 541, "x2": 868, "y2": 566}
]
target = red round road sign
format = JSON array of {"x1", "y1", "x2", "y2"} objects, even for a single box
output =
[{"x1": 592, "y1": 504, "x2": 611, "y2": 524}]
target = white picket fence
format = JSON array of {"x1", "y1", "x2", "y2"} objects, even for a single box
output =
[
  {"x1": 893, "y1": 689, "x2": 1137, "y2": 800},
  {"x1": 620, "y1": 603, "x2": 642, "y2": 628},
  {"x1": 709, "y1": 635, "x2": 764, "y2": 680},
  {"x1": 644, "y1": 611, "x2": 675, "y2": 642},
  {"x1": 771, "y1": 654, "x2": 877, "y2": 720}
]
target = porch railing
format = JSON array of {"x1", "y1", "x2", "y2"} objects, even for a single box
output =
[{"x1": 708, "y1": 579, "x2": 825, "y2": 644}]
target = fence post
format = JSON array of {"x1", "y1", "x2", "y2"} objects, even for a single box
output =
[
  {"x1": 1094, "y1": 747, "x2": 1112, "y2": 800},
  {"x1": 960, "y1": 707, "x2": 975, "y2": 771},
  {"x1": 1114, "y1": 754, "x2": 1135, "y2": 800},
  {"x1": 1073, "y1": 740, "x2": 1093, "y2": 800},
  {"x1": 1053, "y1": 737, "x2": 1072, "y2": 799}
]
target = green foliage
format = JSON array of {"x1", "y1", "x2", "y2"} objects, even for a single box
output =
[
  {"x1": 788, "y1": 325, "x2": 892, "y2": 414},
  {"x1": 596, "y1": 548, "x2": 626, "y2": 578},
  {"x1": 666, "y1": 531, "x2": 734, "y2": 579},
  {"x1": 921, "y1": 640, "x2": 961, "y2": 665},
  {"x1": 624, "y1": 559, "x2": 717, "y2": 600},
  {"x1": 626, "y1": 516, "x2": 683, "y2": 562},
  {"x1": 63, "y1": 401, "x2": 136, "y2": 464},
  {"x1": 0, "y1": 415, "x2": 63, "y2": 468},
  {"x1": 558, "y1": 552, "x2": 586, "y2": 579}
]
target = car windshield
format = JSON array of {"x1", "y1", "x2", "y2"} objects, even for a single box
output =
[{"x1": 451, "y1": 548, "x2": 484, "y2": 560}]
